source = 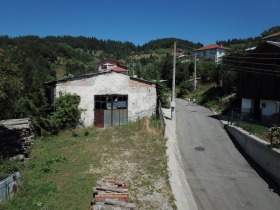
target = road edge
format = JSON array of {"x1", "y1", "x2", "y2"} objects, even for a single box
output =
[{"x1": 163, "y1": 108, "x2": 198, "y2": 210}]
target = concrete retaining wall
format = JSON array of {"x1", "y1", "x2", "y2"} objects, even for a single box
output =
[{"x1": 225, "y1": 125, "x2": 280, "y2": 186}]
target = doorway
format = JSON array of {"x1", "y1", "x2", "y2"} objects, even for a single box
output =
[{"x1": 94, "y1": 95, "x2": 128, "y2": 128}]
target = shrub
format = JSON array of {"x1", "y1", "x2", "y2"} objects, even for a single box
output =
[
  {"x1": 177, "y1": 80, "x2": 194, "y2": 97},
  {"x1": 0, "y1": 156, "x2": 23, "y2": 175},
  {"x1": 48, "y1": 93, "x2": 82, "y2": 133}
]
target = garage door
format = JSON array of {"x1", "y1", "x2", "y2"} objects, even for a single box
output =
[{"x1": 94, "y1": 95, "x2": 128, "y2": 128}]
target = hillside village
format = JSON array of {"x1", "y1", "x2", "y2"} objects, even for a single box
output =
[{"x1": 1, "y1": 26, "x2": 280, "y2": 209}]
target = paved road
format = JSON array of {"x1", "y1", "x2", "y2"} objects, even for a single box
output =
[{"x1": 175, "y1": 98, "x2": 280, "y2": 210}]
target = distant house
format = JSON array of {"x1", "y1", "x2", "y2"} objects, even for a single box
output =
[
  {"x1": 237, "y1": 41, "x2": 280, "y2": 121},
  {"x1": 176, "y1": 53, "x2": 191, "y2": 63},
  {"x1": 262, "y1": 32, "x2": 280, "y2": 42},
  {"x1": 98, "y1": 59, "x2": 128, "y2": 74},
  {"x1": 45, "y1": 71, "x2": 156, "y2": 128},
  {"x1": 195, "y1": 44, "x2": 230, "y2": 63}
]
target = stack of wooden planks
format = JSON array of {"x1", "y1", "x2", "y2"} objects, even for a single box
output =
[
  {"x1": 0, "y1": 118, "x2": 34, "y2": 158},
  {"x1": 90, "y1": 178, "x2": 135, "y2": 210}
]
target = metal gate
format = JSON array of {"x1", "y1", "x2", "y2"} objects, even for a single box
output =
[{"x1": 94, "y1": 95, "x2": 128, "y2": 128}]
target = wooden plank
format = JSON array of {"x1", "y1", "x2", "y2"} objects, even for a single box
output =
[
  {"x1": 95, "y1": 194, "x2": 129, "y2": 201},
  {"x1": 91, "y1": 204, "x2": 131, "y2": 210},
  {"x1": 101, "y1": 178, "x2": 126, "y2": 186},
  {"x1": 95, "y1": 186, "x2": 127, "y2": 193},
  {"x1": 91, "y1": 198, "x2": 127, "y2": 205},
  {"x1": 96, "y1": 181, "x2": 118, "y2": 188},
  {"x1": 104, "y1": 199, "x2": 135, "y2": 209}
]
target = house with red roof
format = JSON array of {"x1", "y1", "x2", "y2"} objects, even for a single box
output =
[
  {"x1": 98, "y1": 59, "x2": 128, "y2": 74},
  {"x1": 195, "y1": 44, "x2": 230, "y2": 63},
  {"x1": 176, "y1": 53, "x2": 191, "y2": 63}
]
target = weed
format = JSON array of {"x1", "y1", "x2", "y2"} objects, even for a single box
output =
[
  {"x1": 2, "y1": 120, "x2": 175, "y2": 209},
  {"x1": 84, "y1": 130, "x2": 89, "y2": 136},
  {"x1": 71, "y1": 130, "x2": 79, "y2": 137},
  {"x1": 0, "y1": 156, "x2": 23, "y2": 175}
]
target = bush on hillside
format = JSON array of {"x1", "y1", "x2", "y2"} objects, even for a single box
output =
[{"x1": 47, "y1": 93, "x2": 82, "y2": 133}]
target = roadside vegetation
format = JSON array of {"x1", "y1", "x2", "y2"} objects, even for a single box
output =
[
  {"x1": 233, "y1": 121, "x2": 280, "y2": 148},
  {"x1": 0, "y1": 117, "x2": 175, "y2": 210}
]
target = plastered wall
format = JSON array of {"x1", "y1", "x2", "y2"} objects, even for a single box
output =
[{"x1": 54, "y1": 72, "x2": 156, "y2": 126}]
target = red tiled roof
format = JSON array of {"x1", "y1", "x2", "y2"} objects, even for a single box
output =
[
  {"x1": 195, "y1": 44, "x2": 230, "y2": 51},
  {"x1": 98, "y1": 59, "x2": 128, "y2": 70},
  {"x1": 98, "y1": 59, "x2": 118, "y2": 65},
  {"x1": 111, "y1": 66, "x2": 128, "y2": 72}
]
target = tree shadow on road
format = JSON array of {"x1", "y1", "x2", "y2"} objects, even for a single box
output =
[{"x1": 208, "y1": 114, "x2": 229, "y2": 122}]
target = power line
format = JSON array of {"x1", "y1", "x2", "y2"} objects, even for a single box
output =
[
  {"x1": 222, "y1": 64, "x2": 280, "y2": 73},
  {"x1": 223, "y1": 56, "x2": 280, "y2": 60},
  {"x1": 223, "y1": 59, "x2": 280, "y2": 68},
  {"x1": 231, "y1": 52, "x2": 280, "y2": 55},
  {"x1": 221, "y1": 64, "x2": 280, "y2": 77}
]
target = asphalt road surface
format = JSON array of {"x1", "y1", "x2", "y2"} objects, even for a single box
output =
[{"x1": 176, "y1": 98, "x2": 280, "y2": 210}]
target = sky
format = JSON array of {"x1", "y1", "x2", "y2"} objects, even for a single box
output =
[{"x1": 1, "y1": 0, "x2": 280, "y2": 46}]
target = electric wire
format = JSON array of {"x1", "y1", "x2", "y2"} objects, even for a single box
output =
[
  {"x1": 223, "y1": 59, "x2": 280, "y2": 67},
  {"x1": 221, "y1": 64, "x2": 280, "y2": 77}
]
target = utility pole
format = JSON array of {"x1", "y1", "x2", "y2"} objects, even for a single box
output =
[
  {"x1": 194, "y1": 52, "x2": 197, "y2": 90},
  {"x1": 171, "y1": 41, "x2": 177, "y2": 120}
]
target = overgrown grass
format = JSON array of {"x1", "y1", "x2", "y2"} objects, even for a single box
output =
[
  {"x1": 234, "y1": 121, "x2": 270, "y2": 139},
  {"x1": 0, "y1": 118, "x2": 175, "y2": 210},
  {"x1": 234, "y1": 121, "x2": 280, "y2": 148},
  {"x1": 183, "y1": 83, "x2": 230, "y2": 113}
]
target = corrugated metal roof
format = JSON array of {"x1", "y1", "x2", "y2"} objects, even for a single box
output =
[
  {"x1": 267, "y1": 41, "x2": 280, "y2": 47},
  {"x1": 262, "y1": 32, "x2": 280, "y2": 40},
  {"x1": 44, "y1": 71, "x2": 155, "y2": 85}
]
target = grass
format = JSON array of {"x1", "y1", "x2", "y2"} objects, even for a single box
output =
[
  {"x1": 234, "y1": 121, "x2": 270, "y2": 139},
  {"x1": 234, "y1": 121, "x2": 280, "y2": 148},
  {"x1": 0, "y1": 118, "x2": 175, "y2": 210},
  {"x1": 182, "y1": 83, "x2": 230, "y2": 113}
]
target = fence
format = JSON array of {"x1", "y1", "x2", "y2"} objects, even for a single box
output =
[
  {"x1": 158, "y1": 100, "x2": 166, "y2": 135},
  {"x1": 228, "y1": 108, "x2": 262, "y2": 124},
  {"x1": 228, "y1": 108, "x2": 280, "y2": 145},
  {"x1": 0, "y1": 171, "x2": 21, "y2": 202}
]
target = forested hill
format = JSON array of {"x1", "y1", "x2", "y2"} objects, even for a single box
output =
[
  {"x1": 1, "y1": 26, "x2": 279, "y2": 132},
  {"x1": 216, "y1": 26, "x2": 280, "y2": 51},
  {"x1": 0, "y1": 35, "x2": 200, "y2": 59},
  {"x1": 142, "y1": 38, "x2": 203, "y2": 52},
  {"x1": 0, "y1": 35, "x2": 202, "y2": 82},
  {"x1": 0, "y1": 35, "x2": 200, "y2": 128}
]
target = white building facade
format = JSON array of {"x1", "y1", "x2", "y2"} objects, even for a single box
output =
[
  {"x1": 46, "y1": 71, "x2": 157, "y2": 127},
  {"x1": 195, "y1": 44, "x2": 230, "y2": 63}
]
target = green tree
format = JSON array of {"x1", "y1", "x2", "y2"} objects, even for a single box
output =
[
  {"x1": 177, "y1": 80, "x2": 194, "y2": 97},
  {"x1": 0, "y1": 47, "x2": 23, "y2": 119},
  {"x1": 261, "y1": 26, "x2": 280, "y2": 37},
  {"x1": 65, "y1": 61, "x2": 87, "y2": 77},
  {"x1": 160, "y1": 55, "x2": 173, "y2": 88}
]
